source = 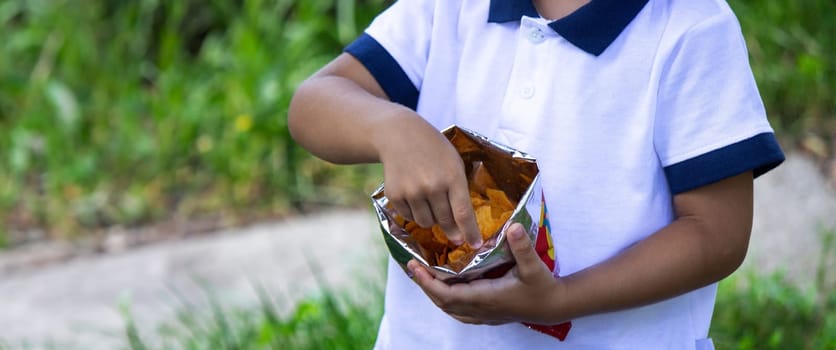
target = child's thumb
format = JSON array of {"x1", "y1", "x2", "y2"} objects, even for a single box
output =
[{"x1": 506, "y1": 223, "x2": 543, "y2": 281}]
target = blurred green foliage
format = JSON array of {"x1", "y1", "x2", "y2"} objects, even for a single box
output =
[
  {"x1": 712, "y1": 226, "x2": 836, "y2": 349},
  {"x1": 120, "y1": 280, "x2": 384, "y2": 350},
  {"x1": 0, "y1": 0, "x2": 833, "y2": 241},
  {"x1": 0, "y1": 0, "x2": 388, "y2": 239},
  {"x1": 730, "y1": 0, "x2": 835, "y2": 135},
  {"x1": 712, "y1": 272, "x2": 836, "y2": 349},
  {"x1": 105, "y1": 270, "x2": 833, "y2": 350}
]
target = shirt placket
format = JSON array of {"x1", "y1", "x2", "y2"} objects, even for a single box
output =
[{"x1": 499, "y1": 17, "x2": 555, "y2": 149}]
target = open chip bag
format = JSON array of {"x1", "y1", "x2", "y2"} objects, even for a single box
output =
[{"x1": 371, "y1": 125, "x2": 572, "y2": 341}]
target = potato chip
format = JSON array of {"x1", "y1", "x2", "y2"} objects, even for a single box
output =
[
  {"x1": 470, "y1": 205, "x2": 491, "y2": 240},
  {"x1": 404, "y1": 221, "x2": 418, "y2": 232},
  {"x1": 393, "y1": 214, "x2": 406, "y2": 227},
  {"x1": 447, "y1": 245, "x2": 473, "y2": 271},
  {"x1": 498, "y1": 210, "x2": 513, "y2": 226},
  {"x1": 485, "y1": 210, "x2": 513, "y2": 238},
  {"x1": 436, "y1": 246, "x2": 448, "y2": 266},
  {"x1": 402, "y1": 179, "x2": 518, "y2": 272},
  {"x1": 410, "y1": 226, "x2": 447, "y2": 254},
  {"x1": 431, "y1": 224, "x2": 451, "y2": 247},
  {"x1": 486, "y1": 188, "x2": 515, "y2": 212},
  {"x1": 447, "y1": 247, "x2": 466, "y2": 264},
  {"x1": 470, "y1": 192, "x2": 487, "y2": 207}
]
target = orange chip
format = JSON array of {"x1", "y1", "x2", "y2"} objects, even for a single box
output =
[
  {"x1": 447, "y1": 245, "x2": 473, "y2": 271},
  {"x1": 481, "y1": 225, "x2": 494, "y2": 240},
  {"x1": 498, "y1": 210, "x2": 513, "y2": 225},
  {"x1": 486, "y1": 188, "x2": 515, "y2": 212},
  {"x1": 485, "y1": 210, "x2": 513, "y2": 238},
  {"x1": 404, "y1": 221, "x2": 418, "y2": 232},
  {"x1": 474, "y1": 205, "x2": 493, "y2": 238},
  {"x1": 409, "y1": 226, "x2": 430, "y2": 243},
  {"x1": 393, "y1": 214, "x2": 406, "y2": 227},
  {"x1": 410, "y1": 225, "x2": 447, "y2": 253},
  {"x1": 399, "y1": 170, "x2": 519, "y2": 270},
  {"x1": 431, "y1": 224, "x2": 451, "y2": 247},
  {"x1": 448, "y1": 247, "x2": 467, "y2": 263},
  {"x1": 470, "y1": 193, "x2": 487, "y2": 208},
  {"x1": 490, "y1": 204, "x2": 504, "y2": 218},
  {"x1": 437, "y1": 246, "x2": 448, "y2": 266}
]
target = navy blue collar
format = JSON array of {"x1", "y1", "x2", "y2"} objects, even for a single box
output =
[{"x1": 488, "y1": 0, "x2": 649, "y2": 56}]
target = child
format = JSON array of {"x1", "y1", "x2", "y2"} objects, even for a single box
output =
[{"x1": 288, "y1": 0, "x2": 785, "y2": 348}]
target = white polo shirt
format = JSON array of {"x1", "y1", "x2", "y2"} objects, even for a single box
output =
[{"x1": 345, "y1": 0, "x2": 785, "y2": 349}]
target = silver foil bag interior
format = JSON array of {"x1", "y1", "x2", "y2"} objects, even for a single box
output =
[{"x1": 371, "y1": 125, "x2": 546, "y2": 283}]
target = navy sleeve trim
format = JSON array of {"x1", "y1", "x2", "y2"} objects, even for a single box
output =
[
  {"x1": 344, "y1": 33, "x2": 419, "y2": 110},
  {"x1": 663, "y1": 132, "x2": 785, "y2": 194}
]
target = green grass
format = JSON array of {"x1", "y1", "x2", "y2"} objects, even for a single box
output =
[
  {"x1": 710, "y1": 226, "x2": 836, "y2": 349},
  {"x1": 120, "y1": 282, "x2": 384, "y2": 350},
  {"x1": 712, "y1": 272, "x2": 836, "y2": 349},
  {"x1": 105, "y1": 269, "x2": 834, "y2": 350}
]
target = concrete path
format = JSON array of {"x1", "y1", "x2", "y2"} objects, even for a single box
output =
[
  {"x1": 0, "y1": 152, "x2": 833, "y2": 349},
  {"x1": 0, "y1": 210, "x2": 385, "y2": 349},
  {"x1": 747, "y1": 153, "x2": 836, "y2": 285}
]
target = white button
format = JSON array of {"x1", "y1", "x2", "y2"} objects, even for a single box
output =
[
  {"x1": 528, "y1": 27, "x2": 546, "y2": 44},
  {"x1": 519, "y1": 84, "x2": 535, "y2": 99}
]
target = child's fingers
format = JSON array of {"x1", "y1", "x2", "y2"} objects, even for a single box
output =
[
  {"x1": 409, "y1": 259, "x2": 514, "y2": 325},
  {"x1": 409, "y1": 259, "x2": 488, "y2": 320},
  {"x1": 407, "y1": 197, "x2": 435, "y2": 228},
  {"x1": 408, "y1": 260, "x2": 451, "y2": 306},
  {"x1": 449, "y1": 181, "x2": 483, "y2": 248},
  {"x1": 428, "y1": 191, "x2": 464, "y2": 245},
  {"x1": 506, "y1": 223, "x2": 546, "y2": 282},
  {"x1": 390, "y1": 198, "x2": 413, "y2": 222}
]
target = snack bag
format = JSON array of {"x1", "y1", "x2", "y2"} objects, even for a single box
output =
[{"x1": 370, "y1": 125, "x2": 571, "y2": 340}]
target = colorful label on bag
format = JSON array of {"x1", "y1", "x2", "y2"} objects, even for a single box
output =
[
  {"x1": 523, "y1": 193, "x2": 571, "y2": 341},
  {"x1": 535, "y1": 193, "x2": 556, "y2": 273}
]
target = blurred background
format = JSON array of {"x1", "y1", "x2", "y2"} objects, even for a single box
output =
[{"x1": 0, "y1": 0, "x2": 833, "y2": 349}]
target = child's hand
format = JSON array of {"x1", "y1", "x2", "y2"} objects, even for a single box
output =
[
  {"x1": 407, "y1": 223, "x2": 566, "y2": 325},
  {"x1": 374, "y1": 115, "x2": 483, "y2": 248}
]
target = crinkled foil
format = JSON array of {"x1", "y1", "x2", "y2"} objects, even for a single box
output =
[{"x1": 371, "y1": 125, "x2": 545, "y2": 283}]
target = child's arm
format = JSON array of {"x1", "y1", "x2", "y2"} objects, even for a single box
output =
[
  {"x1": 288, "y1": 54, "x2": 483, "y2": 247},
  {"x1": 408, "y1": 171, "x2": 752, "y2": 325}
]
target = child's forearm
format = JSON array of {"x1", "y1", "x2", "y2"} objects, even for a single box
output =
[
  {"x1": 288, "y1": 54, "x2": 415, "y2": 165},
  {"x1": 288, "y1": 54, "x2": 484, "y2": 247},
  {"x1": 553, "y1": 172, "x2": 753, "y2": 321}
]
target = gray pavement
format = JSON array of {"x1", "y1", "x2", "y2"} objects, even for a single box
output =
[
  {"x1": 0, "y1": 152, "x2": 833, "y2": 349},
  {"x1": 0, "y1": 210, "x2": 385, "y2": 349},
  {"x1": 747, "y1": 152, "x2": 836, "y2": 286}
]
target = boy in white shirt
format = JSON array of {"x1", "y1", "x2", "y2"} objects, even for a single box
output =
[{"x1": 288, "y1": 0, "x2": 785, "y2": 348}]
